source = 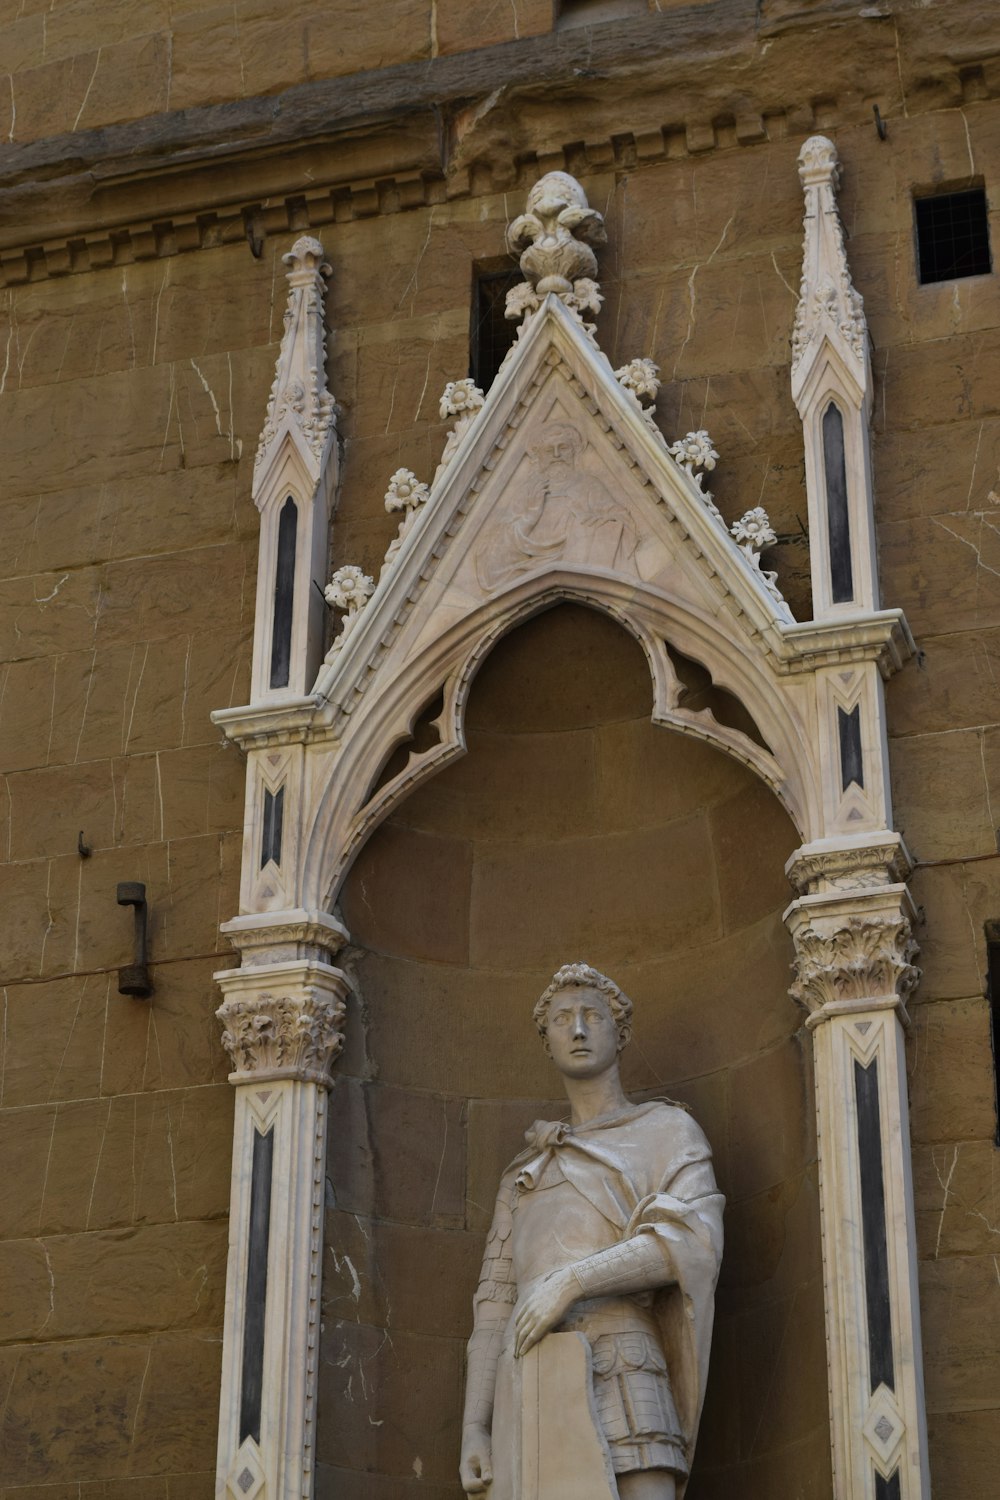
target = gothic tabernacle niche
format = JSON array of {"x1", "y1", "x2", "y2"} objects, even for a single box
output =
[{"x1": 212, "y1": 149, "x2": 929, "y2": 1500}]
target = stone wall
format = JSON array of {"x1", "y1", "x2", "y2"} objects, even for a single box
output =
[
  {"x1": 0, "y1": 242, "x2": 271, "y2": 1491},
  {"x1": 322, "y1": 604, "x2": 825, "y2": 1500}
]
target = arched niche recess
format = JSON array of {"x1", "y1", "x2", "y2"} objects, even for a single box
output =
[{"x1": 316, "y1": 602, "x2": 832, "y2": 1500}]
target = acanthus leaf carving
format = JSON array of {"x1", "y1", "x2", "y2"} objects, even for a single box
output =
[
  {"x1": 254, "y1": 235, "x2": 336, "y2": 489},
  {"x1": 789, "y1": 913, "x2": 920, "y2": 1017},
  {"x1": 217, "y1": 985, "x2": 347, "y2": 1086},
  {"x1": 504, "y1": 172, "x2": 606, "y2": 338},
  {"x1": 790, "y1": 135, "x2": 868, "y2": 395}
]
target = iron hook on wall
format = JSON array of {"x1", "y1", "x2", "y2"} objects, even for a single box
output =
[{"x1": 117, "y1": 881, "x2": 153, "y2": 998}]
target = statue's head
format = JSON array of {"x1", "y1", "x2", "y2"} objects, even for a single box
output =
[{"x1": 532, "y1": 963, "x2": 633, "y2": 1061}]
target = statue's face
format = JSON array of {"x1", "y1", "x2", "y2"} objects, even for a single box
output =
[{"x1": 544, "y1": 985, "x2": 619, "y2": 1079}]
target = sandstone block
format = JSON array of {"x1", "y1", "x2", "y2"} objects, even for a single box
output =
[
  {"x1": 727, "y1": 1035, "x2": 811, "y2": 1199},
  {"x1": 709, "y1": 776, "x2": 798, "y2": 932},
  {"x1": 356, "y1": 952, "x2": 565, "y2": 1099},
  {"x1": 890, "y1": 726, "x2": 996, "y2": 859},
  {"x1": 913, "y1": 1138, "x2": 1000, "y2": 1261},
  {"x1": 318, "y1": 1321, "x2": 463, "y2": 1483},
  {"x1": 466, "y1": 601, "x2": 653, "y2": 734},
  {"x1": 127, "y1": 1330, "x2": 223, "y2": 1475},
  {"x1": 0, "y1": 1336, "x2": 156, "y2": 1483},
  {"x1": 435, "y1": 0, "x2": 551, "y2": 56},
  {"x1": 400, "y1": 724, "x2": 600, "y2": 844},
  {"x1": 469, "y1": 812, "x2": 722, "y2": 970},
  {"x1": 342, "y1": 822, "x2": 472, "y2": 964},
  {"x1": 909, "y1": 859, "x2": 999, "y2": 1002},
  {"x1": 907, "y1": 996, "x2": 996, "y2": 1144},
  {"x1": 0, "y1": 1219, "x2": 226, "y2": 1342},
  {"x1": 8, "y1": 33, "x2": 168, "y2": 142},
  {"x1": 367, "y1": 1220, "x2": 480, "y2": 1338},
  {"x1": 2, "y1": 972, "x2": 107, "y2": 1108},
  {"x1": 919, "y1": 1254, "x2": 1000, "y2": 1412}
]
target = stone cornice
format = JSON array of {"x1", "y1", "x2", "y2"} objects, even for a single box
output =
[{"x1": 1, "y1": 1, "x2": 998, "y2": 286}]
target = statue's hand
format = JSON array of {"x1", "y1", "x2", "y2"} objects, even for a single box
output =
[
  {"x1": 460, "y1": 1423, "x2": 493, "y2": 1494},
  {"x1": 513, "y1": 1267, "x2": 579, "y2": 1358}
]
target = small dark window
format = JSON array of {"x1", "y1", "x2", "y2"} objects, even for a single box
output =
[
  {"x1": 985, "y1": 923, "x2": 1000, "y2": 1145},
  {"x1": 822, "y1": 402, "x2": 854, "y2": 605},
  {"x1": 269, "y1": 496, "x2": 297, "y2": 689},
  {"x1": 915, "y1": 188, "x2": 991, "y2": 284},
  {"x1": 470, "y1": 269, "x2": 521, "y2": 392}
]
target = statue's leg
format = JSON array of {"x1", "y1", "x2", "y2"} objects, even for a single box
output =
[{"x1": 616, "y1": 1470, "x2": 676, "y2": 1500}]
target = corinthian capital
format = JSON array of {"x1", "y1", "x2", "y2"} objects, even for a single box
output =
[
  {"x1": 786, "y1": 886, "x2": 920, "y2": 1027},
  {"x1": 215, "y1": 959, "x2": 350, "y2": 1087}
]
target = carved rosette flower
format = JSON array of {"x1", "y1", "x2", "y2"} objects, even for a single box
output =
[
  {"x1": 731, "y1": 506, "x2": 777, "y2": 552},
  {"x1": 324, "y1": 566, "x2": 375, "y2": 657},
  {"x1": 384, "y1": 468, "x2": 430, "y2": 514},
  {"x1": 730, "y1": 507, "x2": 790, "y2": 614},
  {"x1": 789, "y1": 915, "x2": 920, "y2": 1017},
  {"x1": 440, "y1": 379, "x2": 486, "y2": 421},
  {"x1": 668, "y1": 429, "x2": 718, "y2": 478},
  {"x1": 435, "y1": 379, "x2": 487, "y2": 473},
  {"x1": 217, "y1": 988, "x2": 347, "y2": 1086},
  {"x1": 614, "y1": 358, "x2": 661, "y2": 407},
  {"x1": 325, "y1": 564, "x2": 374, "y2": 615}
]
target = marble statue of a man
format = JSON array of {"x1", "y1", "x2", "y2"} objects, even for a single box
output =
[{"x1": 460, "y1": 964, "x2": 724, "y2": 1500}]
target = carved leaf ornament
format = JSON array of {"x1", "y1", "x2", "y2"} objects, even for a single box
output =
[{"x1": 789, "y1": 916, "x2": 920, "y2": 1014}]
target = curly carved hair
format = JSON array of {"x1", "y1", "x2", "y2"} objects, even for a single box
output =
[{"x1": 532, "y1": 963, "x2": 633, "y2": 1052}]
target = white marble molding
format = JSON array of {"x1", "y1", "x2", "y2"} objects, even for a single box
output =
[{"x1": 212, "y1": 153, "x2": 930, "y2": 1500}]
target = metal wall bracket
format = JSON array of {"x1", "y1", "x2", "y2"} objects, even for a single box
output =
[{"x1": 117, "y1": 881, "x2": 153, "y2": 997}]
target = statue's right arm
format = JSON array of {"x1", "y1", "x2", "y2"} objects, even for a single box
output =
[{"x1": 461, "y1": 1180, "x2": 516, "y2": 1493}]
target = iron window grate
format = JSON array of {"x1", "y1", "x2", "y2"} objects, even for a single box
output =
[{"x1": 915, "y1": 188, "x2": 991, "y2": 284}]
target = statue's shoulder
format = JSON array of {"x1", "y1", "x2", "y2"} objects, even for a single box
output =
[{"x1": 628, "y1": 1100, "x2": 712, "y2": 1155}]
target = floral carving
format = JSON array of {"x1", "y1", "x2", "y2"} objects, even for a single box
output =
[
  {"x1": 614, "y1": 358, "x2": 660, "y2": 406},
  {"x1": 731, "y1": 507, "x2": 789, "y2": 613},
  {"x1": 436, "y1": 379, "x2": 487, "y2": 473},
  {"x1": 791, "y1": 136, "x2": 867, "y2": 379},
  {"x1": 217, "y1": 988, "x2": 347, "y2": 1084},
  {"x1": 384, "y1": 468, "x2": 430, "y2": 514},
  {"x1": 324, "y1": 566, "x2": 374, "y2": 656},
  {"x1": 667, "y1": 429, "x2": 718, "y2": 481},
  {"x1": 382, "y1": 469, "x2": 431, "y2": 576},
  {"x1": 504, "y1": 172, "x2": 607, "y2": 333},
  {"x1": 440, "y1": 380, "x2": 485, "y2": 421},
  {"x1": 731, "y1": 506, "x2": 777, "y2": 552},
  {"x1": 789, "y1": 914, "x2": 920, "y2": 1015},
  {"x1": 254, "y1": 236, "x2": 336, "y2": 481},
  {"x1": 325, "y1": 564, "x2": 374, "y2": 614}
]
